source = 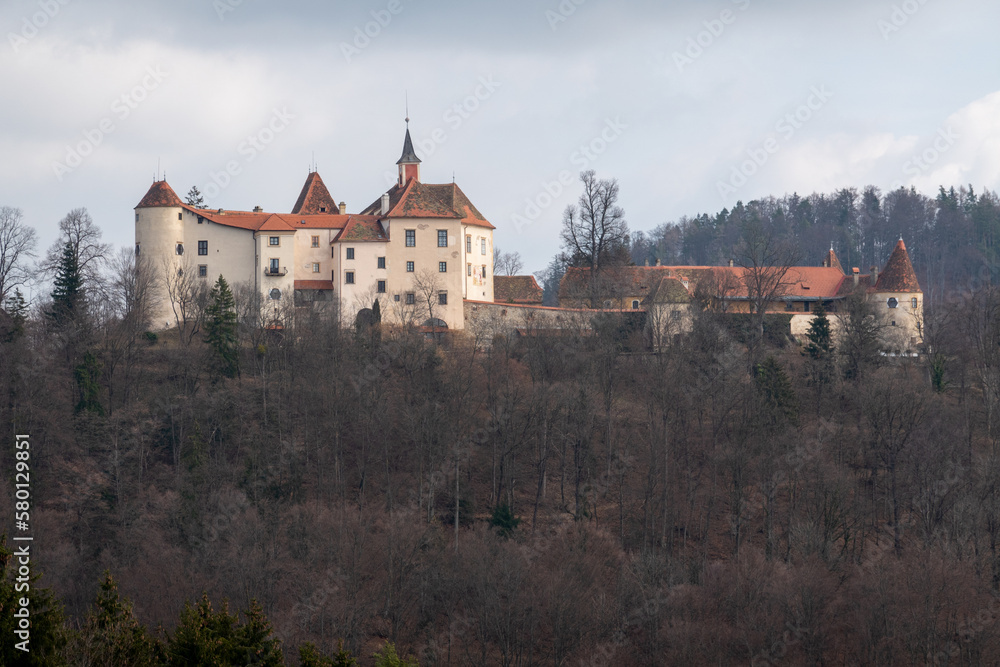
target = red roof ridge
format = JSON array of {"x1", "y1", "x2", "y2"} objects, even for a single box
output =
[
  {"x1": 136, "y1": 180, "x2": 183, "y2": 208},
  {"x1": 874, "y1": 238, "x2": 921, "y2": 293},
  {"x1": 291, "y1": 171, "x2": 338, "y2": 215}
]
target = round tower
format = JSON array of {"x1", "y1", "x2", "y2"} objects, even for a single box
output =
[{"x1": 135, "y1": 179, "x2": 185, "y2": 330}]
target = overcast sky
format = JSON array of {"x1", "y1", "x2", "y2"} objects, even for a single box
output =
[{"x1": 3, "y1": 0, "x2": 999, "y2": 296}]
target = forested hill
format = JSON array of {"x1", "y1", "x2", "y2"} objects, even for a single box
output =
[{"x1": 628, "y1": 185, "x2": 1000, "y2": 302}]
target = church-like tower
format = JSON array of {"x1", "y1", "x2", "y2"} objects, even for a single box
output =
[{"x1": 396, "y1": 119, "x2": 421, "y2": 187}]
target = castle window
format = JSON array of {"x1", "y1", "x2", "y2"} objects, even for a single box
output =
[
  {"x1": 481, "y1": 265, "x2": 486, "y2": 279},
  {"x1": 632, "y1": 300, "x2": 639, "y2": 310},
  {"x1": 198, "y1": 240, "x2": 208, "y2": 256},
  {"x1": 406, "y1": 293, "x2": 415, "y2": 305},
  {"x1": 887, "y1": 297, "x2": 898, "y2": 309},
  {"x1": 466, "y1": 235, "x2": 472, "y2": 253},
  {"x1": 377, "y1": 280, "x2": 386, "y2": 293},
  {"x1": 269, "y1": 236, "x2": 279, "y2": 246},
  {"x1": 311, "y1": 235, "x2": 319, "y2": 248},
  {"x1": 198, "y1": 265, "x2": 207, "y2": 277},
  {"x1": 438, "y1": 230, "x2": 448, "y2": 247},
  {"x1": 405, "y1": 230, "x2": 415, "y2": 247},
  {"x1": 312, "y1": 263, "x2": 320, "y2": 273},
  {"x1": 439, "y1": 261, "x2": 447, "y2": 273},
  {"x1": 135, "y1": 213, "x2": 139, "y2": 222},
  {"x1": 804, "y1": 302, "x2": 811, "y2": 313},
  {"x1": 178, "y1": 213, "x2": 182, "y2": 221},
  {"x1": 176, "y1": 243, "x2": 184, "y2": 255},
  {"x1": 911, "y1": 297, "x2": 918, "y2": 308},
  {"x1": 346, "y1": 247, "x2": 354, "y2": 260},
  {"x1": 345, "y1": 271, "x2": 355, "y2": 285},
  {"x1": 467, "y1": 263, "x2": 472, "y2": 276},
  {"x1": 134, "y1": 243, "x2": 140, "y2": 255},
  {"x1": 394, "y1": 294, "x2": 400, "y2": 302},
  {"x1": 331, "y1": 247, "x2": 336, "y2": 258},
  {"x1": 378, "y1": 256, "x2": 386, "y2": 269},
  {"x1": 481, "y1": 238, "x2": 486, "y2": 255},
  {"x1": 406, "y1": 261, "x2": 414, "y2": 273},
  {"x1": 270, "y1": 258, "x2": 280, "y2": 273},
  {"x1": 438, "y1": 292, "x2": 448, "y2": 305},
  {"x1": 319, "y1": 207, "x2": 326, "y2": 213}
]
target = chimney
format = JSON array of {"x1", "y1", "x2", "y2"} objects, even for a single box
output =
[
  {"x1": 870, "y1": 265, "x2": 879, "y2": 284},
  {"x1": 822, "y1": 259, "x2": 828, "y2": 267},
  {"x1": 852, "y1": 267, "x2": 860, "y2": 287},
  {"x1": 339, "y1": 201, "x2": 346, "y2": 215},
  {"x1": 644, "y1": 259, "x2": 649, "y2": 267},
  {"x1": 253, "y1": 205, "x2": 262, "y2": 213},
  {"x1": 655, "y1": 258, "x2": 661, "y2": 267},
  {"x1": 728, "y1": 259, "x2": 734, "y2": 267},
  {"x1": 380, "y1": 193, "x2": 390, "y2": 216}
]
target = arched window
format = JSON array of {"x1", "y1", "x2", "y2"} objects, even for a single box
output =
[
  {"x1": 911, "y1": 297, "x2": 918, "y2": 308},
  {"x1": 632, "y1": 300, "x2": 640, "y2": 309}
]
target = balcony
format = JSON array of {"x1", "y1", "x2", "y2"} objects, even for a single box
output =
[{"x1": 264, "y1": 267, "x2": 288, "y2": 277}]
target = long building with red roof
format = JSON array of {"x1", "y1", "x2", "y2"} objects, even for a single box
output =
[
  {"x1": 135, "y1": 123, "x2": 496, "y2": 330},
  {"x1": 559, "y1": 241, "x2": 924, "y2": 348}
]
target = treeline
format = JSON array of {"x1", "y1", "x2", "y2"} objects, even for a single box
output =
[
  {"x1": 7, "y1": 203, "x2": 1000, "y2": 664},
  {"x1": 627, "y1": 184, "x2": 1000, "y2": 303}
]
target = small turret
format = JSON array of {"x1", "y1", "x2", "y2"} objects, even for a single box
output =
[{"x1": 397, "y1": 118, "x2": 421, "y2": 187}]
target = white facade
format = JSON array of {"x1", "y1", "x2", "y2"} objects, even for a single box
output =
[{"x1": 135, "y1": 127, "x2": 495, "y2": 331}]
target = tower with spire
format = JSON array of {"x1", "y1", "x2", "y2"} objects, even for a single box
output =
[{"x1": 397, "y1": 117, "x2": 421, "y2": 187}]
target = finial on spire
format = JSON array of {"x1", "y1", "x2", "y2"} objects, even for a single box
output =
[{"x1": 405, "y1": 91, "x2": 409, "y2": 126}]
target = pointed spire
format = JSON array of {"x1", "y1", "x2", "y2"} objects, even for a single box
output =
[
  {"x1": 396, "y1": 116, "x2": 421, "y2": 186},
  {"x1": 291, "y1": 171, "x2": 337, "y2": 215},
  {"x1": 875, "y1": 238, "x2": 921, "y2": 292}
]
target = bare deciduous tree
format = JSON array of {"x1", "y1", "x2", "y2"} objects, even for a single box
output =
[
  {"x1": 43, "y1": 208, "x2": 111, "y2": 288},
  {"x1": 162, "y1": 258, "x2": 208, "y2": 344},
  {"x1": 492, "y1": 247, "x2": 523, "y2": 276},
  {"x1": 560, "y1": 170, "x2": 630, "y2": 307},
  {"x1": 736, "y1": 218, "x2": 799, "y2": 359},
  {"x1": 0, "y1": 206, "x2": 37, "y2": 308}
]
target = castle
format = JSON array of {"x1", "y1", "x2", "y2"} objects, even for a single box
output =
[{"x1": 135, "y1": 123, "x2": 496, "y2": 331}]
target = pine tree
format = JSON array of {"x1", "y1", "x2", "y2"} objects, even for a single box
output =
[
  {"x1": 804, "y1": 301, "x2": 835, "y2": 414},
  {"x1": 74, "y1": 350, "x2": 105, "y2": 415},
  {"x1": 4, "y1": 288, "x2": 27, "y2": 341},
  {"x1": 299, "y1": 640, "x2": 357, "y2": 666},
  {"x1": 164, "y1": 594, "x2": 282, "y2": 666},
  {"x1": 204, "y1": 275, "x2": 239, "y2": 378},
  {"x1": 0, "y1": 534, "x2": 68, "y2": 665},
  {"x1": 185, "y1": 186, "x2": 205, "y2": 208},
  {"x1": 77, "y1": 572, "x2": 158, "y2": 666},
  {"x1": 755, "y1": 355, "x2": 799, "y2": 428},
  {"x1": 49, "y1": 241, "x2": 83, "y2": 325},
  {"x1": 373, "y1": 641, "x2": 419, "y2": 667}
]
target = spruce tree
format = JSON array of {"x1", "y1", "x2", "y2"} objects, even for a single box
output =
[
  {"x1": 804, "y1": 301, "x2": 835, "y2": 414},
  {"x1": 204, "y1": 275, "x2": 239, "y2": 378},
  {"x1": 185, "y1": 186, "x2": 205, "y2": 208},
  {"x1": 0, "y1": 534, "x2": 67, "y2": 665},
  {"x1": 49, "y1": 241, "x2": 83, "y2": 325},
  {"x1": 77, "y1": 572, "x2": 158, "y2": 666},
  {"x1": 165, "y1": 594, "x2": 282, "y2": 666},
  {"x1": 4, "y1": 288, "x2": 27, "y2": 341}
]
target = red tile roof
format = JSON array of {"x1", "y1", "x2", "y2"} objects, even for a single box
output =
[
  {"x1": 180, "y1": 205, "x2": 351, "y2": 232},
  {"x1": 361, "y1": 180, "x2": 495, "y2": 229},
  {"x1": 495, "y1": 276, "x2": 544, "y2": 304},
  {"x1": 334, "y1": 216, "x2": 388, "y2": 243},
  {"x1": 559, "y1": 265, "x2": 846, "y2": 301},
  {"x1": 874, "y1": 239, "x2": 922, "y2": 293},
  {"x1": 258, "y1": 214, "x2": 297, "y2": 232},
  {"x1": 291, "y1": 172, "x2": 338, "y2": 215},
  {"x1": 136, "y1": 180, "x2": 183, "y2": 208}
]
